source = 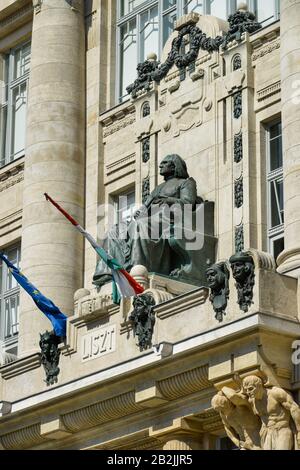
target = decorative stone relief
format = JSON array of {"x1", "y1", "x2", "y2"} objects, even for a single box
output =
[
  {"x1": 213, "y1": 375, "x2": 300, "y2": 450},
  {"x1": 229, "y1": 252, "x2": 255, "y2": 313},
  {"x1": 234, "y1": 177, "x2": 243, "y2": 208},
  {"x1": 142, "y1": 101, "x2": 151, "y2": 117},
  {"x1": 39, "y1": 331, "x2": 61, "y2": 386},
  {"x1": 235, "y1": 224, "x2": 244, "y2": 253},
  {"x1": 206, "y1": 262, "x2": 230, "y2": 323},
  {"x1": 234, "y1": 131, "x2": 243, "y2": 163},
  {"x1": 129, "y1": 293, "x2": 156, "y2": 351},
  {"x1": 142, "y1": 137, "x2": 150, "y2": 163},
  {"x1": 233, "y1": 54, "x2": 242, "y2": 71},
  {"x1": 142, "y1": 177, "x2": 150, "y2": 203},
  {"x1": 233, "y1": 92, "x2": 242, "y2": 119}
]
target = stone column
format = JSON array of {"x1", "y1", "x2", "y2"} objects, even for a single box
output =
[
  {"x1": 19, "y1": 0, "x2": 85, "y2": 356},
  {"x1": 277, "y1": 0, "x2": 300, "y2": 278},
  {"x1": 162, "y1": 434, "x2": 203, "y2": 450}
]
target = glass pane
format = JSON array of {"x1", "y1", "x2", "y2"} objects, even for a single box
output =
[
  {"x1": 4, "y1": 295, "x2": 19, "y2": 338},
  {"x1": 11, "y1": 82, "x2": 27, "y2": 158},
  {"x1": 163, "y1": 10, "x2": 177, "y2": 46},
  {"x1": 209, "y1": 0, "x2": 227, "y2": 19},
  {"x1": 273, "y1": 236, "x2": 284, "y2": 260},
  {"x1": 163, "y1": 0, "x2": 177, "y2": 10},
  {"x1": 0, "y1": 105, "x2": 8, "y2": 166},
  {"x1": 5, "y1": 247, "x2": 18, "y2": 291},
  {"x1": 120, "y1": 0, "x2": 147, "y2": 16},
  {"x1": 140, "y1": 7, "x2": 159, "y2": 61},
  {"x1": 270, "y1": 121, "x2": 281, "y2": 140},
  {"x1": 256, "y1": 0, "x2": 276, "y2": 25},
  {"x1": 276, "y1": 179, "x2": 284, "y2": 223},
  {"x1": 14, "y1": 43, "x2": 31, "y2": 79},
  {"x1": 270, "y1": 181, "x2": 282, "y2": 228},
  {"x1": 118, "y1": 191, "x2": 136, "y2": 224},
  {"x1": 270, "y1": 136, "x2": 283, "y2": 171},
  {"x1": 184, "y1": 0, "x2": 204, "y2": 14},
  {"x1": 120, "y1": 20, "x2": 137, "y2": 98}
]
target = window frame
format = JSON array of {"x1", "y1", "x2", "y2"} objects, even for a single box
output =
[
  {"x1": 0, "y1": 41, "x2": 31, "y2": 169},
  {"x1": 266, "y1": 120, "x2": 284, "y2": 260},
  {"x1": 0, "y1": 244, "x2": 21, "y2": 353}
]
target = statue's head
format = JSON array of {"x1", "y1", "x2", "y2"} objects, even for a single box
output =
[
  {"x1": 159, "y1": 154, "x2": 189, "y2": 180},
  {"x1": 211, "y1": 392, "x2": 234, "y2": 414},
  {"x1": 242, "y1": 375, "x2": 264, "y2": 401},
  {"x1": 229, "y1": 252, "x2": 254, "y2": 283},
  {"x1": 206, "y1": 263, "x2": 230, "y2": 290}
]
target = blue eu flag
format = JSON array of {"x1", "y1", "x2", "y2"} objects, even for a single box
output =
[{"x1": 0, "y1": 253, "x2": 67, "y2": 338}]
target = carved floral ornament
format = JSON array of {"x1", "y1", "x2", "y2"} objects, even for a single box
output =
[
  {"x1": 212, "y1": 374, "x2": 300, "y2": 450},
  {"x1": 127, "y1": 6, "x2": 262, "y2": 99}
]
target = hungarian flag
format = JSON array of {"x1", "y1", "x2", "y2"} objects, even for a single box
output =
[
  {"x1": 0, "y1": 253, "x2": 67, "y2": 338},
  {"x1": 44, "y1": 193, "x2": 144, "y2": 304}
]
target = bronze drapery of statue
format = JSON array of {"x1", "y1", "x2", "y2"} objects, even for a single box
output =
[{"x1": 93, "y1": 154, "x2": 216, "y2": 288}]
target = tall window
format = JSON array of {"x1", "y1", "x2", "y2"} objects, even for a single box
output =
[
  {"x1": 0, "y1": 42, "x2": 31, "y2": 168},
  {"x1": 267, "y1": 121, "x2": 284, "y2": 261},
  {"x1": 0, "y1": 244, "x2": 21, "y2": 355}
]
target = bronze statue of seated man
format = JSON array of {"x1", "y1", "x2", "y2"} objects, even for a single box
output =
[{"x1": 93, "y1": 154, "x2": 216, "y2": 288}]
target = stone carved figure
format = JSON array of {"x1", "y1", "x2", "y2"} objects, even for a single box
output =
[
  {"x1": 242, "y1": 376, "x2": 300, "y2": 450},
  {"x1": 39, "y1": 331, "x2": 61, "y2": 386},
  {"x1": 206, "y1": 262, "x2": 230, "y2": 323},
  {"x1": 129, "y1": 293, "x2": 156, "y2": 351},
  {"x1": 93, "y1": 154, "x2": 216, "y2": 288},
  {"x1": 212, "y1": 388, "x2": 261, "y2": 450},
  {"x1": 229, "y1": 252, "x2": 255, "y2": 312}
]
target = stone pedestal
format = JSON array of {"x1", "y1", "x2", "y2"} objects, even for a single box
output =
[
  {"x1": 19, "y1": 0, "x2": 85, "y2": 356},
  {"x1": 277, "y1": 0, "x2": 300, "y2": 279}
]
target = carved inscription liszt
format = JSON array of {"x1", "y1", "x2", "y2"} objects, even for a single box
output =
[{"x1": 82, "y1": 325, "x2": 116, "y2": 362}]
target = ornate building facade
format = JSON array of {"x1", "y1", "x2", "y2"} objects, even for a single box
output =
[{"x1": 0, "y1": 0, "x2": 300, "y2": 450}]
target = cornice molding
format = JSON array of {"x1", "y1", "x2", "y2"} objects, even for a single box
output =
[
  {"x1": 62, "y1": 391, "x2": 143, "y2": 433},
  {"x1": 158, "y1": 365, "x2": 210, "y2": 400}
]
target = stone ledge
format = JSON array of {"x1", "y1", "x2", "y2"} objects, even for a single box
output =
[{"x1": 0, "y1": 353, "x2": 40, "y2": 380}]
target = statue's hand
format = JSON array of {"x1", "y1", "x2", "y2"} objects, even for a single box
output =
[{"x1": 134, "y1": 205, "x2": 147, "y2": 220}]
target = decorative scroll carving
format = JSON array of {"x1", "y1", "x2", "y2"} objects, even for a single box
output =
[
  {"x1": 229, "y1": 252, "x2": 255, "y2": 313},
  {"x1": 142, "y1": 101, "x2": 151, "y2": 117},
  {"x1": 235, "y1": 224, "x2": 244, "y2": 253},
  {"x1": 142, "y1": 137, "x2": 150, "y2": 163},
  {"x1": 39, "y1": 331, "x2": 61, "y2": 386},
  {"x1": 158, "y1": 366, "x2": 210, "y2": 400},
  {"x1": 142, "y1": 176, "x2": 150, "y2": 203},
  {"x1": 233, "y1": 92, "x2": 242, "y2": 119},
  {"x1": 213, "y1": 375, "x2": 300, "y2": 450},
  {"x1": 129, "y1": 293, "x2": 156, "y2": 351},
  {"x1": 234, "y1": 131, "x2": 243, "y2": 163},
  {"x1": 206, "y1": 262, "x2": 230, "y2": 323},
  {"x1": 234, "y1": 177, "x2": 244, "y2": 208},
  {"x1": 62, "y1": 391, "x2": 143, "y2": 432},
  {"x1": 233, "y1": 54, "x2": 242, "y2": 71}
]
